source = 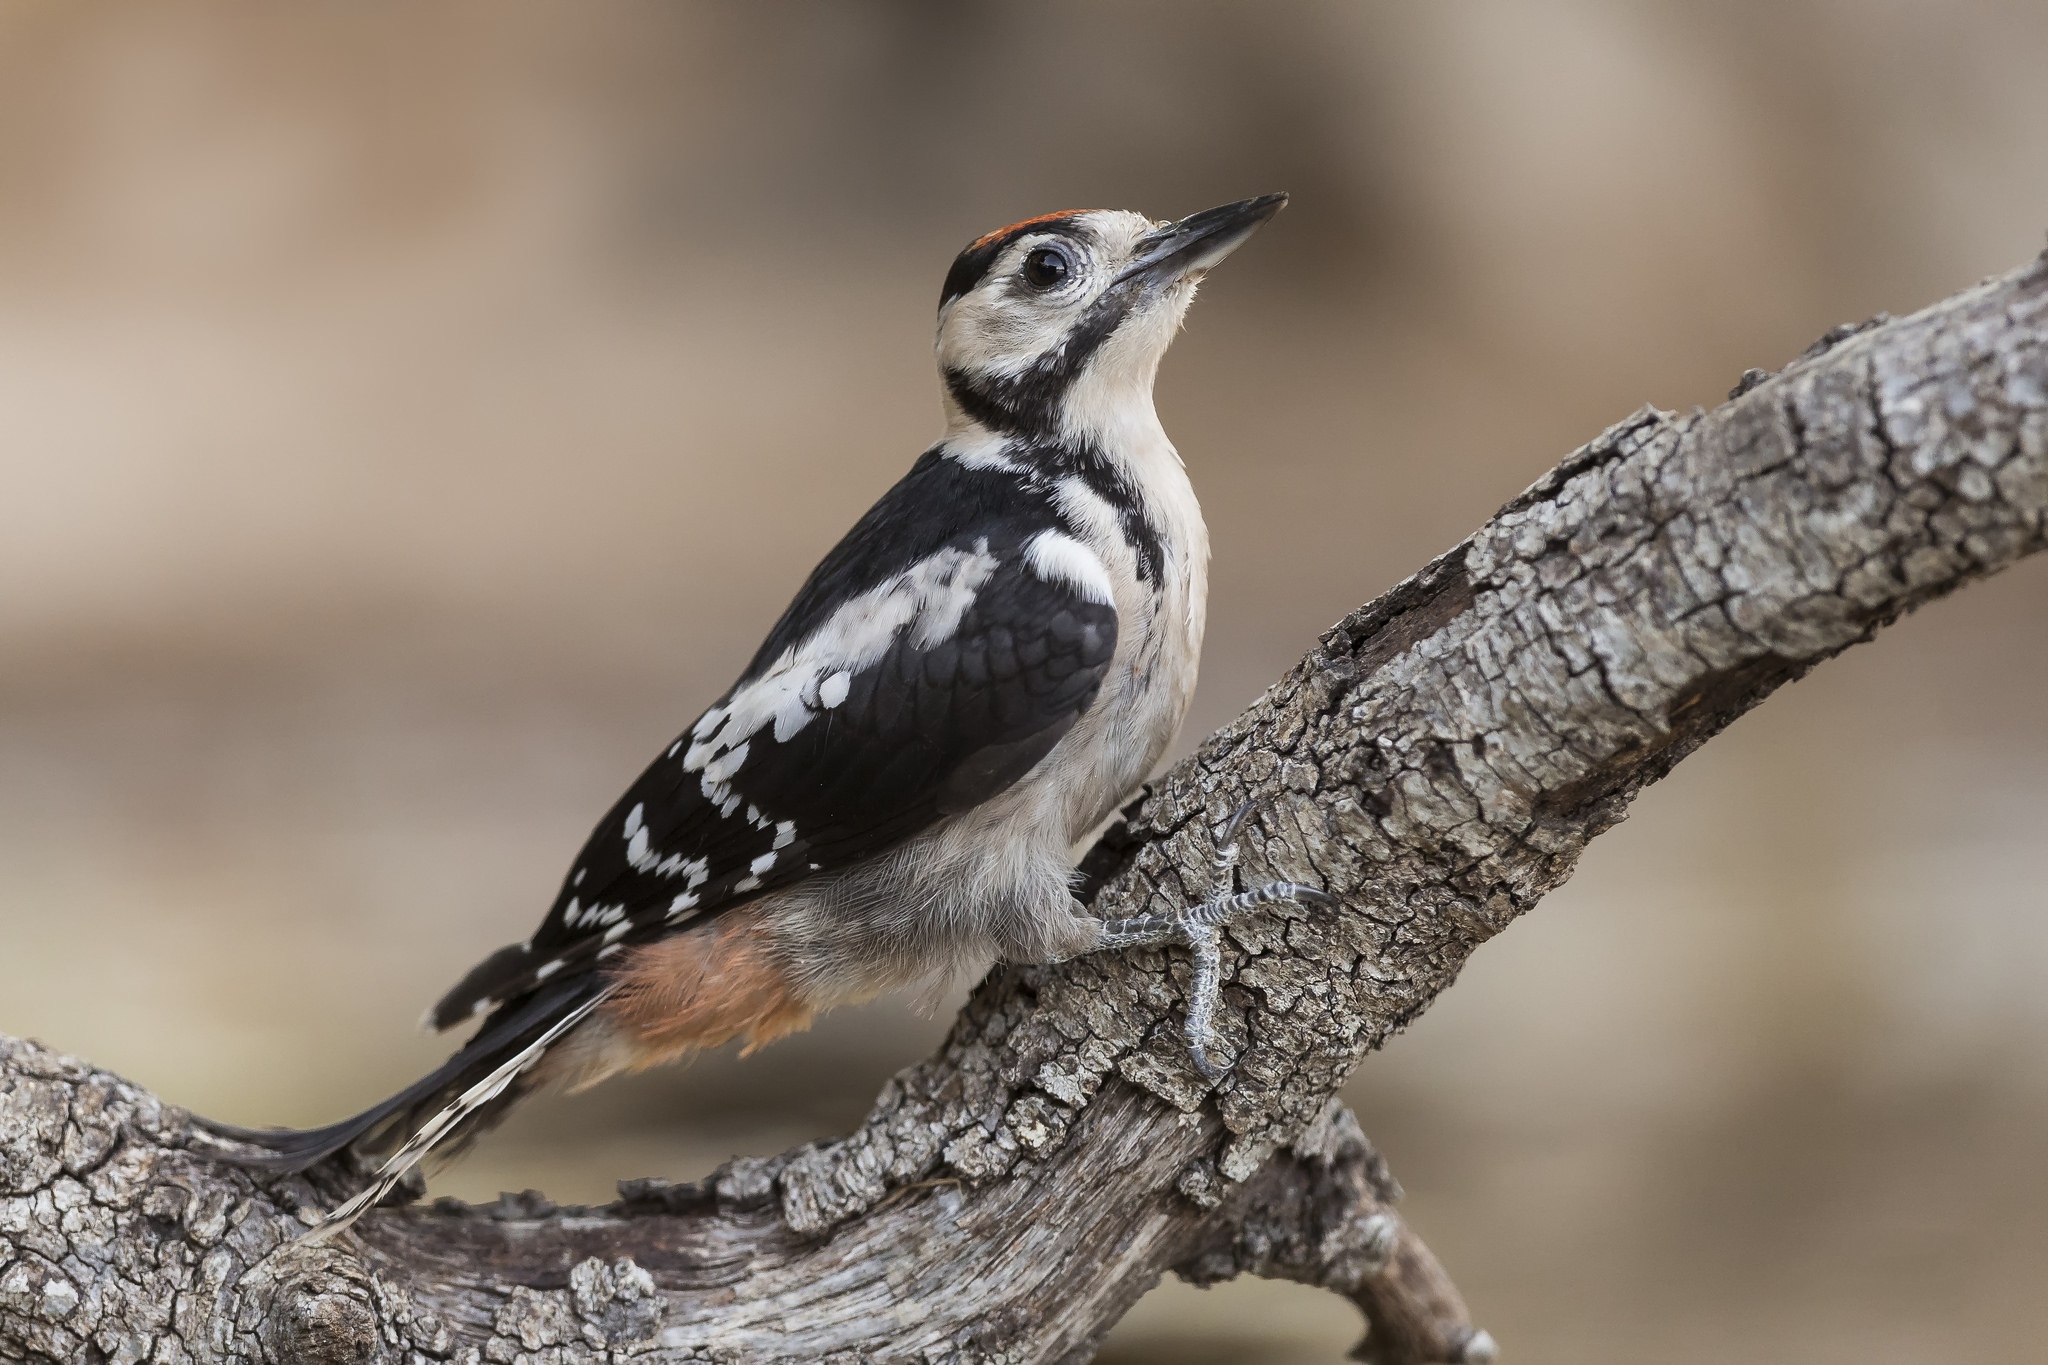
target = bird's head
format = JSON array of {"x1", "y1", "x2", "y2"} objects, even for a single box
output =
[{"x1": 935, "y1": 194, "x2": 1287, "y2": 441}]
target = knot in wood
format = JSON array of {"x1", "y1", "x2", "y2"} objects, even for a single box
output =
[{"x1": 252, "y1": 1253, "x2": 389, "y2": 1365}]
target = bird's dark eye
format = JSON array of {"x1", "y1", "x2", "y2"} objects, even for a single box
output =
[{"x1": 1020, "y1": 246, "x2": 1072, "y2": 290}]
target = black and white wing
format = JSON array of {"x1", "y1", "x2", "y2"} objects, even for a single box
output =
[{"x1": 429, "y1": 451, "x2": 1118, "y2": 1028}]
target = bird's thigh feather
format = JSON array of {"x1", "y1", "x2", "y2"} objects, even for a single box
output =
[{"x1": 584, "y1": 905, "x2": 817, "y2": 1073}]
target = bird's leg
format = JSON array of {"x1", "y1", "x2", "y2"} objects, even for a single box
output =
[{"x1": 1090, "y1": 801, "x2": 1337, "y2": 1080}]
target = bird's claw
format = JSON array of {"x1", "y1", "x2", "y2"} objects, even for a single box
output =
[
  {"x1": 1182, "y1": 921, "x2": 1227, "y2": 1081},
  {"x1": 1093, "y1": 798, "x2": 1339, "y2": 1082}
]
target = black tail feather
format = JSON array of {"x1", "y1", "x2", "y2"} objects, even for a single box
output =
[
  {"x1": 194, "y1": 980, "x2": 601, "y2": 1173},
  {"x1": 426, "y1": 940, "x2": 538, "y2": 1033}
]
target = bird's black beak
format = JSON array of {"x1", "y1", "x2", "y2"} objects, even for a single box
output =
[{"x1": 1113, "y1": 192, "x2": 1289, "y2": 288}]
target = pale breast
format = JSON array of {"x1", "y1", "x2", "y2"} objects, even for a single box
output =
[{"x1": 1043, "y1": 448, "x2": 1208, "y2": 842}]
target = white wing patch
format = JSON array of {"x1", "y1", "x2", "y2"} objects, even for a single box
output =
[
  {"x1": 819, "y1": 670, "x2": 851, "y2": 708},
  {"x1": 1023, "y1": 529, "x2": 1116, "y2": 607},
  {"x1": 681, "y1": 541, "x2": 1000, "y2": 801}
]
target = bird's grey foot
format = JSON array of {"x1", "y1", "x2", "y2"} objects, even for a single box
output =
[{"x1": 1092, "y1": 802, "x2": 1337, "y2": 1081}]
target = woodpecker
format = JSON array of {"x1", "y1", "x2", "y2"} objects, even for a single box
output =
[{"x1": 205, "y1": 193, "x2": 1330, "y2": 1234}]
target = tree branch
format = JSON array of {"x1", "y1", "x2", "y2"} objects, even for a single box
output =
[{"x1": 5, "y1": 249, "x2": 2046, "y2": 1364}]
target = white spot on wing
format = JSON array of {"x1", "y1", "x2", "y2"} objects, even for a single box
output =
[
  {"x1": 623, "y1": 803, "x2": 644, "y2": 839},
  {"x1": 819, "y1": 670, "x2": 851, "y2": 709},
  {"x1": 652, "y1": 852, "x2": 708, "y2": 883},
  {"x1": 668, "y1": 892, "x2": 700, "y2": 919},
  {"x1": 702, "y1": 741, "x2": 749, "y2": 786},
  {"x1": 683, "y1": 541, "x2": 999, "y2": 766},
  {"x1": 750, "y1": 852, "x2": 777, "y2": 875},
  {"x1": 562, "y1": 898, "x2": 629, "y2": 930},
  {"x1": 534, "y1": 959, "x2": 564, "y2": 981},
  {"x1": 734, "y1": 875, "x2": 762, "y2": 893},
  {"x1": 1023, "y1": 529, "x2": 1115, "y2": 606},
  {"x1": 773, "y1": 820, "x2": 796, "y2": 850}
]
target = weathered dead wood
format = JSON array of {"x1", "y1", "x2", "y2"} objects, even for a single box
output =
[{"x1": 4, "y1": 249, "x2": 2046, "y2": 1365}]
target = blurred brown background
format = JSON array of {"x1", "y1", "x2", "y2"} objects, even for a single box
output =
[{"x1": 3, "y1": 3, "x2": 2047, "y2": 1361}]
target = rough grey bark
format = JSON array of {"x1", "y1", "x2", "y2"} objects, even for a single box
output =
[{"x1": 5, "y1": 249, "x2": 2047, "y2": 1365}]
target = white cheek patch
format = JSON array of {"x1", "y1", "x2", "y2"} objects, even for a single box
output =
[
  {"x1": 1023, "y1": 529, "x2": 1115, "y2": 607},
  {"x1": 682, "y1": 541, "x2": 1001, "y2": 798},
  {"x1": 941, "y1": 290, "x2": 1078, "y2": 381},
  {"x1": 939, "y1": 237, "x2": 1099, "y2": 380}
]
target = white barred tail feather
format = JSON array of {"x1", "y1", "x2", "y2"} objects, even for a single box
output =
[
  {"x1": 199, "y1": 979, "x2": 610, "y2": 1233},
  {"x1": 301, "y1": 988, "x2": 613, "y2": 1239}
]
